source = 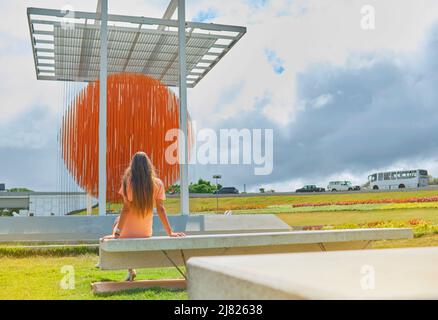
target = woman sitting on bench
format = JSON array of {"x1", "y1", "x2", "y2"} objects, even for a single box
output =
[{"x1": 103, "y1": 151, "x2": 186, "y2": 281}]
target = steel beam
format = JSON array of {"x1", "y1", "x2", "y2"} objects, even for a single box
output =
[
  {"x1": 27, "y1": 7, "x2": 247, "y2": 34},
  {"x1": 162, "y1": 0, "x2": 178, "y2": 20},
  {"x1": 178, "y1": 0, "x2": 189, "y2": 215},
  {"x1": 98, "y1": 0, "x2": 108, "y2": 216}
]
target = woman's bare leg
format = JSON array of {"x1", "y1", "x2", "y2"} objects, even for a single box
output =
[{"x1": 124, "y1": 268, "x2": 137, "y2": 281}]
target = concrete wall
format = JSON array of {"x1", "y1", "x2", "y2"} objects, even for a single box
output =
[
  {"x1": 27, "y1": 194, "x2": 96, "y2": 216},
  {"x1": 0, "y1": 214, "x2": 291, "y2": 242},
  {"x1": 0, "y1": 192, "x2": 96, "y2": 216},
  {"x1": 0, "y1": 196, "x2": 29, "y2": 210}
]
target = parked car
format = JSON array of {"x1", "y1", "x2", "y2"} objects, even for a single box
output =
[
  {"x1": 295, "y1": 185, "x2": 325, "y2": 193},
  {"x1": 327, "y1": 181, "x2": 354, "y2": 192},
  {"x1": 214, "y1": 187, "x2": 239, "y2": 194},
  {"x1": 353, "y1": 185, "x2": 361, "y2": 191}
]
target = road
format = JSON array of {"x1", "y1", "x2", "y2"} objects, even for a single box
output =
[{"x1": 167, "y1": 185, "x2": 438, "y2": 198}]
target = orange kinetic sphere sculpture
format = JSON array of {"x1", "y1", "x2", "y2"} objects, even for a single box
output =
[{"x1": 60, "y1": 73, "x2": 188, "y2": 202}]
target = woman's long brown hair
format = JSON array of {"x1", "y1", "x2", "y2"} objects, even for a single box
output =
[{"x1": 122, "y1": 152, "x2": 156, "y2": 214}]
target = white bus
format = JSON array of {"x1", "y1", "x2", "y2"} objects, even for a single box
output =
[{"x1": 368, "y1": 169, "x2": 429, "y2": 190}]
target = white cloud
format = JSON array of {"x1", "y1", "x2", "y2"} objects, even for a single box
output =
[
  {"x1": 311, "y1": 94, "x2": 333, "y2": 109},
  {"x1": 188, "y1": 0, "x2": 438, "y2": 128},
  {"x1": 1, "y1": 0, "x2": 438, "y2": 190},
  {"x1": 4, "y1": 0, "x2": 437, "y2": 128},
  {"x1": 0, "y1": 0, "x2": 173, "y2": 129}
]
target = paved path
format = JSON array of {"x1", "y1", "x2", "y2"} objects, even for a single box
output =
[{"x1": 168, "y1": 185, "x2": 438, "y2": 198}]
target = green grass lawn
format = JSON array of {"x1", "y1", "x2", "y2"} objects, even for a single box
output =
[
  {"x1": 3, "y1": 189, "x2": 438, "y2": 300},
  {"x1": 373, "y1": 234, "x2": 438, "y2": 249},
  {"x1": 3, "y1": 232, "x2": 438, "y2": 300},
  {"x1": 90, "y1": 189, "x2": 438, "y2": 215},
  {"x1": 170, "y1": 189, "x2": 438, "y2": 213},
  {"x1": 277, "y1": 208, "x2": 438, "y2": 227},
  {"x1": 0, "y1": 254, "x2": 186, "y2": 300}
]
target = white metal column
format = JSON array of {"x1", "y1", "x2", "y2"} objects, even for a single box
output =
[
  {"x1": 98, "y1": 0, "x2": 108, "y2": 216},
  {"x1": 178, "y1": 0, "x2": 189, "y2": 215}
]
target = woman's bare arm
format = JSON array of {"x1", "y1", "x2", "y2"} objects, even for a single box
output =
[
  {"x1": 114, "y1": 204, "x2": 129, "y2": 237},
  {"x1": 156, "y1": 199, "x2": 185, "y2": 237}
]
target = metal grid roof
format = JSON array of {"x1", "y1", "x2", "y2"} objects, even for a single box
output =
[{"x1": 27, "y1": 7, "x2": 246, "y2": 88}]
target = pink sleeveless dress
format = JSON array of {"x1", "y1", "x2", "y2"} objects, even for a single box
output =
[{"x1": 114, "y1": 177, "x2": 166, "y2": 238}]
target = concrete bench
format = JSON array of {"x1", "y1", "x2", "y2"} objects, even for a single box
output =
[
  {"x1": 187, "y1": 247, "x2": 437, "y2": 299},
  {"x1": 93, "y1": 228, "x2": 413, "y2": 293}
]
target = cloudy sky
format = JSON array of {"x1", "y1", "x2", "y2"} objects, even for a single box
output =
[{"x1": 1, "y1": 0, "x2": 438, "y2": 192}]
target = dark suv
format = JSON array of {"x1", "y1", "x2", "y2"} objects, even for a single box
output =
[
  {"x1": 295, "y1": 185, "x2": 325, "y2": 193},
  {"x1": 214, "y1": 187, "x2": 239, "y2": 194}
]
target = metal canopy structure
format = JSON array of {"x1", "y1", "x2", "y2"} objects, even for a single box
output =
[
  {"x1": 27, "y1": 0, "x2": 246, "y2": 216},
  {"x1": 27, "y1": 7, "x2": 246, "y2": 88}
]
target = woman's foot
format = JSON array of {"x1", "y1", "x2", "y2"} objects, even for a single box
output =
[{"x1": 124, "y1": 269, "x2": 136, "y2": 282}]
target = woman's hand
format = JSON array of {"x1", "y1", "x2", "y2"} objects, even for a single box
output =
[
  {"x1": 99, "y1": 234, "x2": 117, "y2": 242},
  {"x1": 169, "y1": 231, "x2": 186, "y2": 237}
]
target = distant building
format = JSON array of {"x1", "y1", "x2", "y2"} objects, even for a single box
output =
[{"x1": 0, "y1": 191, "x2": 96, "y2": 216}]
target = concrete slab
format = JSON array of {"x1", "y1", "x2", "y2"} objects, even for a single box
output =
[
  {"x1": 98, "y1": 228, "x2": 412, "y2": 270},
  {"x1": 0, "y1": 195, "x2": 30, "y2": 209},
  {"x1": 0, "y1": 214, "x2": 290, "y2": 242},
  {"x1": 187, "y1": 247, "x2": 438, "y2": 300},
  {"x1": 101, "y1": 228, "x2": 412, "y2": 252}
]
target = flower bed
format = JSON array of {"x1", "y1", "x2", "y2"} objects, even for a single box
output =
[
  {"x1": 292, "y1": 196, "x2": 438, "y2": 208},
  {"x1": 324, "y1": 219, "x2": 438, "y2": 237}
]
